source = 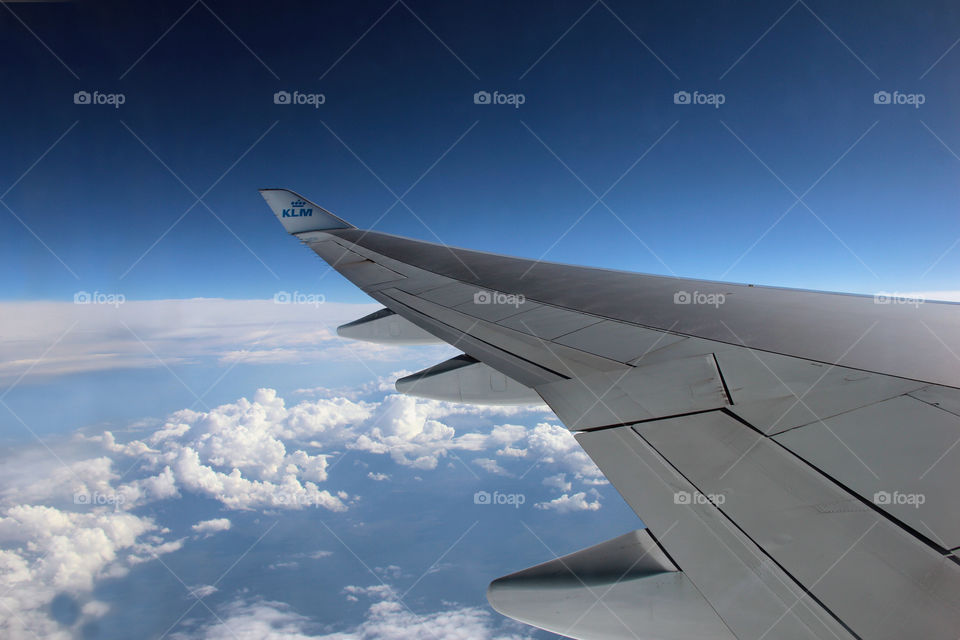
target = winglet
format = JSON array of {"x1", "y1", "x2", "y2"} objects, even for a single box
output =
[{"x1": 259, "y1": 188, "x2": 355, "y2": 234}]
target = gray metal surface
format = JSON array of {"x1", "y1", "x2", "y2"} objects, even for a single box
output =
[
  {"x1": 262, "y1": 191, "x2": 960, "y2": 640},
  {"x1": 330, "y1": 228, "x2": 960, "y2": 389},
  {"x1": 910, "y1": 384, "x2": 960, "y2": 418},
  {"x1": 576, "y1": 425, "x2": 855, "y2": 640},
  {"x1": 488, "y1": 529, "x2": 735, "y2": 640},
  {"x1": 775, "y1": 394, "x2": 960, "y2": 549},
  {"x1": 634, "y1": 410, "x2": 960, "y2": 640},
  {"x1": 382, "y1": 288, "x2": 624, "y2": 379},
  {"x1": 554, "y1": 320, "x2": 688, "y2": 364},
  {"x1": 497, "y1": 304, "x2": 604, "y2": 340},
  {"x1": 336, "y1": 308, "x2": 444, "y2": 344},
  {"x1": 395, "y1": 354, "x2": 542, "y2": 405},
  {"x1": 715, "y1": 348, "x2": 926, "y2": 434},
  {"x1": 536, "y1": 356, "x2": 728, "y2": 430}
]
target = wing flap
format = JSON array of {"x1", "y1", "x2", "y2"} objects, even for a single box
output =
[
  {"x1": 633, "y1": 410, "x2": 960, "y2": 640},
  {"x1": 395, "y1": 354, "x2": 541, "y2": 405},
  {"x1": 775, "y1": 393, "x2": 960, "y2": 549},
  {"x1": 716, "y1": 349, "x2": 925, "y2": 434},
  {"x1": 487, "y1": 529, "x2": 736, "y2": 640},
  {"x1": 536, "y1": 355, "x2": 729, "y2": 430},
  {"x1": 576, "y1": 423, "x2": 855, "y2": 640}
]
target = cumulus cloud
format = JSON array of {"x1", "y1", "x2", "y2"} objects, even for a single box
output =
[
  {"x1": 192, "y1": 518, "x2": 232, "y2": 536},
  {"x1": 98, "y1": 388, "x2": 353, "y2": 513},
  {"x1": 0, "y1": 381, "x2": 590, "y2": 638},
  {"x1": 535, "y1": 490, "x2": 602, "y2": 513},
  {"x1": 0, "y1": 503, "x2": 179, "y2": 639},
  {"x1": 473, "y1": 458, "x2": 510, "y2": 476},
  {"x1": 181, "y1": 590, "x2": 532, "y2": 640},
  {"x1": 542, "y1": 473, "x2": 572, "y2": 492},
  {"x1": 524, "y1": 423, "x2": 607, "y2": 486},
  {"x1": 89, "y1": 386, "x2": 560, "y2": 517}
]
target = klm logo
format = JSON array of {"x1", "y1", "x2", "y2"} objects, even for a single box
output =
[{"x1": 282, "y1": 199, "x2": 313, "y2": 218}]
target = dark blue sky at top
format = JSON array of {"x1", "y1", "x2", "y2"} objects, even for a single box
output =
[{"x1": 2, "y1": 0, "x2": 959, "y2": 303}]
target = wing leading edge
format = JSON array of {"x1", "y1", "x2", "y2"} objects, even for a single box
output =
[{"x1": 262, "y1": 189, "x2": 960, "y2": 640}]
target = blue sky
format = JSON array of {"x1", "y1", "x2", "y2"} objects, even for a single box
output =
[
  {"x1": 3, "y1": 0, "x2": 959, "y2": 304},
  {"x1": 2, "y1": 1, "x2": 960, "y2": 639}
]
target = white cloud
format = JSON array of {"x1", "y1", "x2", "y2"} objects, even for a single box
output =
[
  {"x1": 102, "y1": 388, "x2": 353, "y2": 513},
  {"x1": 0, "y1": 382, "x2": 586, "y2": 639},
  {"x1": 180, "y1": 592, "x2": 532, "y2": 640},
  {"x1": 0, "y1": 299, "x2": 455, "y2": 383},
  {"x1": 525, "y1": 423, "x2": 606, "y2": 485},
  {"x1": 189, "y1": 585, "x2": 219, "y2": 598},
  {"x1": 192, "y1": 518, "x2": 232, "y2": 536},
  {"x1": 0, "y1": 503, "x2": 178, "y2": 640},
  {"x1": 473, "y1": 458, "x2": 509, "y2": 476},
  {"x1": 88, "y1": 389, "x2": 591, "y2": 515},
  {"x1": 542, "y1": 473, "x2": 571, "y2": 492},
  {"x1": 535, "y1": 491, "x2": 602, "y2": 513}
]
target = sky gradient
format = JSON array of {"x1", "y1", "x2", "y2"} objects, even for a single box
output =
[
  {"x1": 2, "y1": 0, "x2": 959, "y2": 304},
  {"x1": 2, "y1": 2, "x2": 960, "y2": 639}
]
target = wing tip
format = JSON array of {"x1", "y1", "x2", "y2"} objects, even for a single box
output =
[{"x1": 259, "y1": 188, "x2": 355, "y2": 233}]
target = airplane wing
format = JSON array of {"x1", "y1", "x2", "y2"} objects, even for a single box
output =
[{"x1": 262, "y1": 188, "x2": 960, "y2": 640}]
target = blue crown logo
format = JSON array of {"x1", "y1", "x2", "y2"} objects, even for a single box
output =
[{"x1": 290, "y1": 200, "x2": 306, "y2": 207}]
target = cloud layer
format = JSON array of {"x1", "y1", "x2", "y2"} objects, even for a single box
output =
[
  {"x1": 0, "y1": 299, "x2": 453, "y2": 382},
  {"x1": 180, "y1": 585, "x2": 532, "y2": 640},
  {"x1": 0, "y1": 379, "x2": 607, "y2": 639}
]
